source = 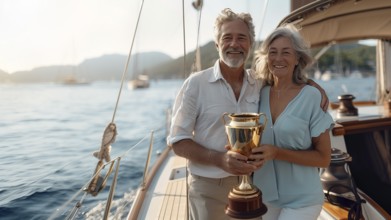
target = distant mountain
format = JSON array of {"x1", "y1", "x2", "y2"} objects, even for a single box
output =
[
  {"x1": 1, "y1": 52, "x2": 172, "y2": 83},
  {"x1": 75, "y1": 52, "x2": 173, "y2": 81},
  {"x1": 0, "y1": 42, "x2": 220, "y2": 83},
  {"x1": 147, "y1": 41, "x2": 220, "y2": 79},
  {"x1": 0, "y1": 40, "x2": 375, "y2": 83},
  {"x1": 0, "y1": 69, "x2": 10, "y2": 83}
]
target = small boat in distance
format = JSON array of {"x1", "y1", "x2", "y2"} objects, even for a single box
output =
[
  {"x1": 62, "y1": 75, "x2": 89, "y2": 85},
  {"x1": 128, "y1": 74, "x2": 150, "y2": 90}
]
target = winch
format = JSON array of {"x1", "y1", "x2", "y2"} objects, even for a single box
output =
[
  {"x1": 337, "y1": 94, "x2": 358, "y2": 117},
  {"x1": 320, "y1": 148, "x2": 352, "y2": 194},
  {"x1": 320, "y1": 148, "x2": 365, "y2": 220}
]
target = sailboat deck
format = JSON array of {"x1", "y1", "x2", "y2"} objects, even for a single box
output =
[
  {"x1": 155, "y1": 153, "x2": 359, "y2": 220},
  {"x1": 158, "y1": 175, "x2": 187, "y2": 219},
  {"x1": 157, "y1": 154, "x2": 188, "y2": 220}
]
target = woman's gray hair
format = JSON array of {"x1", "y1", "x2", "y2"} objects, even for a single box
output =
[
  {"x1": 254, "y1": 25, "x2": 313, "y2": 85},
  {"x1": 214, "y1": 8, "x2": 255, "y2": 47}
]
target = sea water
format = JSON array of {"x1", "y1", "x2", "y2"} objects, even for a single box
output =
[
  {"x1": 0, "y1": 79, "x2": 183, "y2": 220},
  {"x1": 0, "y1": 77, "x2": 376, "y2": 219}
]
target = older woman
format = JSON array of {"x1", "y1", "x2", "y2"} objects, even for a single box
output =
[{"x1": 250, "y1": 25, "x2": 334, "y2": 220}]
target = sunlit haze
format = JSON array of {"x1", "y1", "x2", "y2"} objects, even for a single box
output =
[{"x1": 0, "y1": 0, "x2": 290, "y2": 73}]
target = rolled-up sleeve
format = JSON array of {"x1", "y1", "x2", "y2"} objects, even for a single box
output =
[{"x1": 167, "y1": 77, "x2": 198, "y2": 146}]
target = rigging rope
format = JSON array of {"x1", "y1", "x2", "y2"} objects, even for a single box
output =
[
  {"x1": 181, "y1": 2, "x2": 190, "y2": 219},
  {"x1": 251, "y1": 0, "x2": 269, "y2": 70},
  {"x1": 182, "y1": 0, "x2": 187, "y2": 78},
  {"x1": 49, "y1": 130, "x2": 155, "y2": 220},
  {"x1": 87, "y1": 0, "x2": 146, "y2": 195},
  {"x1": 56, "y1": 0, "x2": 206, "y2": 218},
  {"x1": 80, "y1": 0, "x2": 147, "y2": 218},
  {"x1": 324, "y1": 165, "x2": 366, "y2": 220},
  {"x1": 191, "y1": 0, "x2": 203, "y2": 73},
  {"x1": 111, "y1": 0, "x2": 145, "y2": 124},
  {"x1": 184, "y1": 1, "x2": 203, "y2": 219}
]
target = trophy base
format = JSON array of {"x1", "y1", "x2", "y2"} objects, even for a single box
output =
[{"x1": 225, "y1": 187, "x2": 267, "y2": 219}]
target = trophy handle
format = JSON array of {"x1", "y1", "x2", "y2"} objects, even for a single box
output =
[
  {"x1": 222, "y1": 112, "x2": 230, "y2": 126},
  {"x1": 258, "y1": 112, "x2": 268, "y2": 128}
]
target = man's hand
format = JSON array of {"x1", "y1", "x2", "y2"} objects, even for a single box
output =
[
  {"x1": 222, "y1": 145, "x2": 258, "y2": 175},
  {"x1": 307, "y1": 79, "x2": 329, "y2": 111}
]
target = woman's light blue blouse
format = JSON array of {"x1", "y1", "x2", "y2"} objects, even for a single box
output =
[{"x1": 253, "y1": 85, "x2": 334, "y2": 208}]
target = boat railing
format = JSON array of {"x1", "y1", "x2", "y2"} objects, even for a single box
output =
[
  {"x1": 48, "y1": 125, "x2": 165, "y2": 220},
  {"x1": 127, "y1": 143, "x2": 173, "y2": 220},
  {"x1": 141, "y1": 131, "x2": 154, "y2": 189},
  {"x1": 127, "y1": 107, "x2": 174, "y2": 219}
]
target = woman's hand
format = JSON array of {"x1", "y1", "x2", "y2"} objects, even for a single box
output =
[{"x1": 249, "y1": 144, "x2": 279, "y2": 169}]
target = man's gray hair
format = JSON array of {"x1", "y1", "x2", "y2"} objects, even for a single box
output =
[{"x1": 214, "y1": 8, "x2": 255, "y2": 47}]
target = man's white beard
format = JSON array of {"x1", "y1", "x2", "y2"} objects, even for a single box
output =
[
  {"x1": 220, "y1": 50, "x2": 247, "y2": 68},
  {"x1": 224, "y1": 57, "x2": 244, "y2": 68}
]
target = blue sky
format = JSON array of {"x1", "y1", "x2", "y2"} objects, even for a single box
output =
[{"x1": 0, "y1": 0, "x2": 290, "y2": 73}]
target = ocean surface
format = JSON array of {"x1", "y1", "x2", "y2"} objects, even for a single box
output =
[{"x1": 0, "y1": 77, "x2": 376, "y2": 220}]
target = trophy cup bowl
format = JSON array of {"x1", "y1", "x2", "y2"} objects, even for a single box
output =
[{"x1": 222, "y1": 113, "x2": 268, "y2": 219}]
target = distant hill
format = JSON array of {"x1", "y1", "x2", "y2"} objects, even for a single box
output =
[
  {"x1": 0, "y1": 40, "x2": 376, "y2": 83},
  {"x1": 0, "y1": 41, "x2": 221, "y2": 83},
  {"x1": 1, "y1": 52, "x2": 172, "y2": 83},
  {"x1": 76, "y1": 52, "x2": 172, "y2": 81},
  {"x1": 147, "y1": 41, "x2": 220, "y2": 79},
  {"x1": 0, "y1": 69, "x2": 9, "y2": 83}
]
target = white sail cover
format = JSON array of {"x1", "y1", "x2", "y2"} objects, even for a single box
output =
[
  {"x1": 278, "y1": 0, "x2": 391, "y2": 103},
  {"x1": 278, "y1": 0, "x2": 391, "y2": 48}
]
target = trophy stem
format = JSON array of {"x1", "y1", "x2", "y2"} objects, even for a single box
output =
[
  {"x1": 238, "y1": 175, "x2": 253, "y2": 190},
  {"x1": 226, "y1": 174, "x2": 267, "y2": 219}
]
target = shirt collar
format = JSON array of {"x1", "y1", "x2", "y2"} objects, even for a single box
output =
[{"x1": 209, "y1": 59, "x2": 256, "y2": 85}]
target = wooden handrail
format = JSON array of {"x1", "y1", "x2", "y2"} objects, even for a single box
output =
[
  {"x1": 358, "y1": 189, "x2": 391, "y2": 220},
  {"x1": 331, "y1": 103, "x2": 391, "y2": 136},
  {"x1": 127, "y1": 146, "x2": 172, "y2": 220},
  {"x1": 332, "y1": 116, "x2": 391, "y2": 136},
  {"x1": 330, "y1": 101, "x2": 377, "y2": 110}
]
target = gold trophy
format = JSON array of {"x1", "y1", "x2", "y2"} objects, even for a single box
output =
[{"x1": 222, "y1": 113, "x2": 268, "y2": 219}]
